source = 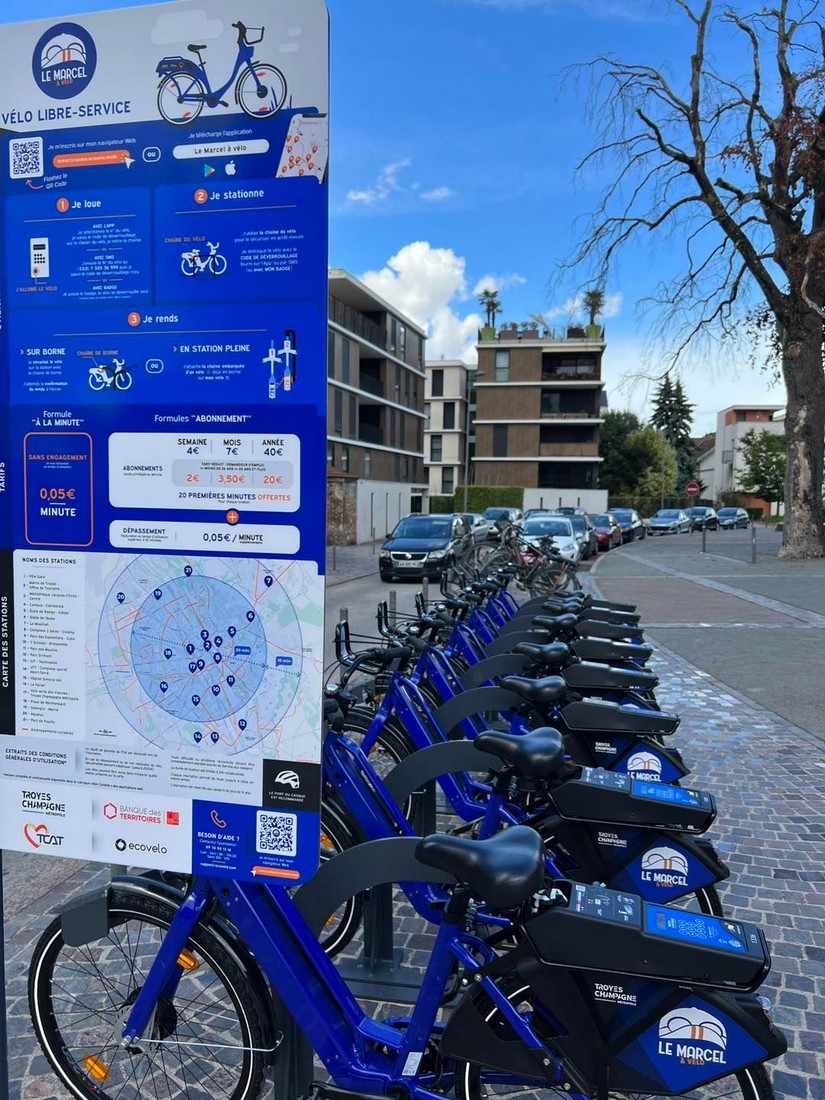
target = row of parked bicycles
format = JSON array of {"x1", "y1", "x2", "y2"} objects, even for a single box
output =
[{"x1": 27, "y1": 565, "x2": 786, "y2": 1100}]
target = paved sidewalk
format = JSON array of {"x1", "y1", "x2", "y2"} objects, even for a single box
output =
[{"x1": 325, "y1": 540, "x2": 382, "y2": 586}]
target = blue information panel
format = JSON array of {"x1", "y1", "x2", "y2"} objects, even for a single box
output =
[{"x1": 0, "y1": 1, "x2": 329, "y2": 883}]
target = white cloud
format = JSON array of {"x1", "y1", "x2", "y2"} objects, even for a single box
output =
[
  {"x1": 359, "y1": 242, "x2": 484, "y2": 361},
  {"x1": 472, "y1": 272, "x2": 527, "y2": 295},
  {"x1": 346, "y1": 158, "x2": 411, "y2": 205},
  {"x1": 546, "y1": 291, "x2": 623, "y2": 321},
  {"x1": 420, "y1": 186, "x2": 456, "y2": 202}
]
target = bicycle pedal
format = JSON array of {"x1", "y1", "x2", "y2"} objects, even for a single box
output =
[
  {"x1": 218, "y1": 99, "x2": 229, "y2": 107},
  {"x1": 311, "y1": 1084, "x2": 381, "y2": 1100}
]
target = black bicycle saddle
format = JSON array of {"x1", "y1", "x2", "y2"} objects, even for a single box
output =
[{"x1": 415, "y1": 826, "x2": 545, "y2": 909}]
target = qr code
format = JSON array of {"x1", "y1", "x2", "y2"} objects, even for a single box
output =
[
  {"x1": 256, "y1": 810, "x2": 297, "y2": 857},
  {"x1": 10, "y1": 137, "x2": 44, "y2": 179}
]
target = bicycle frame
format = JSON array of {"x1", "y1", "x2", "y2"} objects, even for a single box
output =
[
  {"x1": 119, "y1": 874, "x2": 563, "y2": 1097},
  {"x1": 177, "y1": 41, "x2": 260, "y2": 103}
]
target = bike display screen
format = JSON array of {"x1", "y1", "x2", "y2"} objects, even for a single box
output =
[
  {"x1": 633, "y1": 781, "x2": 702, "y2": 806},
  {"x1": 646, "y1": 906, "x2": 748, "y2": 953},
  {"x1": 581, "y1": 767, "x2": 630, "y2": 791}
]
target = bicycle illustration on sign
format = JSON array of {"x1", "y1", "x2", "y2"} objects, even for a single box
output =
[
  {"x1": 88, "y1": 357, "x2": 133, "y2": 392},
  {"x1": 181, "y1": 241, "x2": 227, "y2": 277},
  {"x1": 155, "y1": 21, "x2": 287, "y2": 125},
  {"x1": 264, "y1": 330, "x2": 297, "y2": 399}
]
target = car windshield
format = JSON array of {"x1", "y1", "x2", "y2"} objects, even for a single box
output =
[
  {"x1": 612, "y1": 510, "x2": 633, "y2": 521},
  {"x1": 391, "y1": 517, "x2": 451, "y2": 539},
  {"x1": 655, "y1": 510, "x2": 681, "y2": 519},
  {"x1": 686, "y1": 508, "x2": 707, "y2": 516},
  {"x1": 593, "y1": 514, "x2": 612, "y2": 526},
  {"x1": 523, "y1": 518, "x2": 572, "y2": 538},
  {"x1": 569, "y1": 515, "x2": 587, "y2": 533},
  {"x1": 483, "y1": 508, "x2": 508, "y2": 520},
  {"x1": 717, "y1": 508, "x2": 737, "y2": 517}
]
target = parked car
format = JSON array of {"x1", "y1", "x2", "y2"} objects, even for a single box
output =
[
  {"x1": 520, "y1": 515, "x2": 581, "y2": 562},
  {"x1": 685, "y1": 506, "x2": 719, "y2": 531},
  {"x1": 459, "y1": 513, "x2": 492, "y2": 543},
  {"x1": 611, "y1": 508, "x2": 646, "y2": 543},
  {"x1": 554, "y1": 506, "x2": 588, "y2": 516},
  {"x1": 564, "y1": 512, "x2": 599, "y2": 559},
  {"x1": 590, "y1": 512, "x2": 623, "y2": 551},
  {"x1": 717, "y1": 507, "x2": 751, "y2": 530},
  {"x1": 483, "y1": 506, "x2": 524, "y2": 539},
  {"x1": 647, "y1": 509, "x2": 692, "y2": 535},
  {"x1": 523, "y1": 508, "x2": 551, "y2": 521},
  {"x1": 379, "y1": 513, "x2": 472, "y2": 581}
]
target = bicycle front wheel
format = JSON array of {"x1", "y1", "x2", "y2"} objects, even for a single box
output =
[
  {"x1": 158, "y1": 72, "x2": 205, "y2": 125},
  {"x1": 29, "y1": 887, "x2": 269, "y2": 1100},
  {"x1": 209, "y1": 253, "x2": 228, "y2": 275},
  {"x1": 236, "y1": 63, "x2": 287, "y2": 119}
]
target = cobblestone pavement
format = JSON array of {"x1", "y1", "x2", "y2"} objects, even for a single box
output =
[{"x1": 7, "y1": 586, "x2": 824, "y2": 1097}]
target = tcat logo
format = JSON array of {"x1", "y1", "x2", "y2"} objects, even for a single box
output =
[
  {"x1": 657, "y1": 1007, "x2": 727, "y2": 1066},
  {"x1": 627, "y1": 751, "x2": 662, "y2": 781},
  {"x1": 641, "y1": 846, "x2": 689, "y2": 887},
  {"x1": 24, "y1": 822, "x2": 64, "y2": 849},
  {"x1": 273, "y1": 770, "x2": 300, "y2": 789},
  {"x1": 33, "y1": 22, "x2": 97, "y2": 100}
]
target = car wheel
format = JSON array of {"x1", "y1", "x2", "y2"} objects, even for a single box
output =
[{"x1": 380, "y1": 574, "x2": 393, "y2": 583}]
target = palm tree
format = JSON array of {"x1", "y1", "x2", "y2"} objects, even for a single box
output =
[
  {"x1": 583, "y1": 288, "x2": 605, "y2": 327},
  {"x1": 477, "y1": 288, "x2": 502, "y2": 329}
]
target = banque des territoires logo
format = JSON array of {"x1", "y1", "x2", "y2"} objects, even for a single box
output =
[{"x1": 33, "y1": 22, "x2": 97, "y2": 100}]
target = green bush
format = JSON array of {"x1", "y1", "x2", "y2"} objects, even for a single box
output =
[
  {"x1": 429, "y1": 494, "x2": 455, "y2": 514},
  {"x1": 745, "y1": 507, "x2": 764, "y2": 521},
  {"x1": 458, "y1": 486, "x2": 524, "y2": 512}
]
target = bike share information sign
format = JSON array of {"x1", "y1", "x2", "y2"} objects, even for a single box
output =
[{"x1": 0, "y1": 0, "x2": 329, "y2": 883}]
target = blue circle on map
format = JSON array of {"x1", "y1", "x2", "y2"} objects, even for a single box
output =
[{"x1": 130, "y1": 576, "x2": 267, "y2": 722}]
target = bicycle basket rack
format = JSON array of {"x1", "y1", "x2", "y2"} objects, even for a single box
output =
[{"x1": 245, "y1": 26, "x2": 265, "y2": 45}]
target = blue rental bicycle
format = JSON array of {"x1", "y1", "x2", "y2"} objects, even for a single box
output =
[
  {"x1": 156, "y1": 21, "x2": 287, "y2": 125},
  {"x1": 27, "y1": 828, "x2": 784, "y2": 1100}
]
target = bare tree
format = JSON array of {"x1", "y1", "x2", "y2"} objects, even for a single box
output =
[{"x1": 570, "y1": 0, "x2": 825, "y2": 558}]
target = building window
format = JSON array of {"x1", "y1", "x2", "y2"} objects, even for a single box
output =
[
  {"x1": 430, "y1": 434, "x2": 443, "y2": 462},
  {"x1": 341, "y1": 338, "x2": 350, "y2": 384},
  {"x1": 442, "y1": 467, "x2": 454, "y2": 494},
  {"x1": 494, "y1": 350, "x2": 510, "y2": 382},
  {"x1": 736, "y1": 411, "x2": 746, "y2": 422},
  {"x1": 541, "y1": 390, "x2": 561, "y2": 416},
  {"x1": 417, "y1": 418, "x2": 422, "y2": 450},
  {"x1": 327, "y1": 442, "x2": 335, "y2": 466},
  {"x1": 400, "y1": 415, "x2": 406, "y2": 449},
  {"x1": 328, "y1": 329, "x2": 335, "y2": 373},
  {"x1": 404, "y1": 456, "x2": 410, "y2": 479},
  {"x1": 390, "y1": 316, "x2": 398, "y2": 351},
  {"x1": 389, "y1": 408, "x2": 396, "y2": 446},
  {"x1": 364, "y1": 450, "x2": 372, "y2": 478},
  {"x1": 340, "y1": 446, "x2": 349, "y2": 472},
  {"x1": 395, "y1": 364, "x2": 401, "y2": 399},
  {"x1": 333, "y1": 390, "x2": 343, "y2": 436},
  {"x1": 493, "y1": 424, "x2": 508, "y2": 457},
  {"x1": 443, "y1": 402, "x2": 456, "y2": 430},
  {"x1": 349, "y1": 394, "x2": 356, "y2": 435},
  {"x1": 394, "y1": 453, "x2": 401, "y2": 480},
  {"x1": 399, "y1": 324, "x2": 406, "y2": 356},
  {"x1": 431, "y1": 369, "x2": 444, "y2": 397},
  {"x1": 405, "y1": 370, "x2": 411, "y2": 401},
  {"x1": 424, "y1": 402, "x2": 431, "y2": 427}
]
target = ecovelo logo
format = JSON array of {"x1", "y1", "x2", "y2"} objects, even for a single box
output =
[
  {"x1": 24, "y1": 822, "x2": 64, "y2": 849},
  {"x1": 627, "y1": 750, "x2": 662, "y2": 781},
  {"x1": 115, "y1": 838, "x2": 168, "y2": 856},
  {"x1": 33, "y1": 22, "x2": 97, "y2": 100},
  {"x1": 641, "y1": 845, "x2": 690, "y2": 887},
  {"x1": 658, "y1": 1007, "x2": 727, "y2": 1066}
]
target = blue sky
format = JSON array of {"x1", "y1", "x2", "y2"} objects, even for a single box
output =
[{"x1": 3, "y1": 0, "x2": 788, "y2": 432}]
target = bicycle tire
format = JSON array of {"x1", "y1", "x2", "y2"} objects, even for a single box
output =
[
  {"x1": 341, "y1": 709, "x2": 420, "y2": 822},
  {"x1": 236, "y1": 63, "x2": 287, "y2": 119},
  {"x1": 318, "y1": 797, "x2": 365, "y2": 957},
  {"x1": 209, "y1": 253, "x2": 228, "y2": 275},
  {"x1": 157, "y1": 72, "x2": 205, "y2": 125},
  {"x1": 88, "y1": 373, "x2": 106, "y2": 391},
  {"x1": 114, "y1": 371, "x2": 133, "y2": 391},
  {"x1": 181, "y1": 255, "x2": 197, "y2": 275},
  {"x1": 453, "y1": 980, "x2": 776, "y2": 1100},
  {"x1": 29, "y1": 887, "x2": 269, "y2": 1100}
]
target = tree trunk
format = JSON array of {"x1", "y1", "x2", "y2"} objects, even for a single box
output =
[{"x1": 780, "y1": 318, "x2": 825, "y2": 559}]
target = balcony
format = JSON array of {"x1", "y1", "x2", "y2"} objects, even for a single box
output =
[
  {"x1": 539, "y1": 442, "x2": 599, "y2": 457},
  {"x1": 540, "y1": 410, "x2": 601, "y2": 421},
  {"x1": 359, "y1": 372, "x2": 384, "y2": 399},
  {"x1": 358, "y1": 423, "x2": 384, "y2": 446},
  {"x1": 330, "y1": 294, "x2": 387, "y2": 350}
]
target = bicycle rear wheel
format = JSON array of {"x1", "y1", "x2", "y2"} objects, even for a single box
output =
[
  {"x1": 29, "y1": 887, "x2": 269, "y2": 1100},
  {"x1": 157, "y1": 72, "x2": 205, "y2": 124}
]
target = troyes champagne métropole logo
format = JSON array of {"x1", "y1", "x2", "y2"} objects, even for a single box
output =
[{"x1": 32, "y1": 22, "x2": 97, "y2": 100}]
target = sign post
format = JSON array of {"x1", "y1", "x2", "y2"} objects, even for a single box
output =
[{"x1": 0, "y1": 0, "x2": 329, "y2": 884}]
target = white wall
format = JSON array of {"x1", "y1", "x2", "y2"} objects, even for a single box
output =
[
  {"x1": 523, "y1": 488, "x2": 608, "y2": 513},
  {"x1": 355, "y1": 480, "x2": 416, "y2": 543}
]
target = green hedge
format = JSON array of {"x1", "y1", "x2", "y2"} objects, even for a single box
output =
[
  {"x1": 457, "y1": 486, "x2": 524, "y2": 512},
  {"x1": 430, "y1": 494, "x2": 454, "y2": 514}
]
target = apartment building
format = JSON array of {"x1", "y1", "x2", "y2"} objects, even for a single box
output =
[
  {"x1": 473, "y1": 322, "x2": 608, "y2": 512},
  {"x1": 423, "y1": 359, "x2": 474, "y2": 499},
  {"x1": 702, "y1": 404, "x2": 784, "y2": 504},
  {"x1": 327, "y1": 269, "x2": 428, "y2": 543}
]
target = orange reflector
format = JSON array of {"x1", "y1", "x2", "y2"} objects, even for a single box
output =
[
  {"x1": 320, "y1": 833, "x2": 334, "y2": 851},
  {"x1": 177, "y1": 949, "x2": 200, "y2": 971},
  {"x1": 83, "y1": 1056, "x2": 109, "y2": 1083}
]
